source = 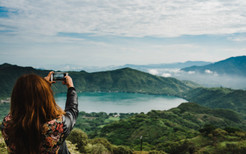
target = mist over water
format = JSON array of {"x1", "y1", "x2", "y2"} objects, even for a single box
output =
[
  {"x1": 146, "y1": 68, "x2": 246, "y2": 89},
  {"x1": 176, "y1": 73, "x2": 246, "y2": 89},
  {"x1": 55, "y1": 92, "x2": 186, "y2": 113}
]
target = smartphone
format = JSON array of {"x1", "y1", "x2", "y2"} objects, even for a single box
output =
[{"x1": 50, "y1": 72, "x2": 68, "y2": 81}]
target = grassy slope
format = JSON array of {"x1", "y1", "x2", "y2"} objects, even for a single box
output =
[
  {"x1": 97, "y1": 103, "x2": 246, "y2": 150},
  {"x1": 180, "y1": 131, "x2": 246, "y2": 154},
  {"x1": 184, "y1": 87, "x2": 246, "y2": 114}
]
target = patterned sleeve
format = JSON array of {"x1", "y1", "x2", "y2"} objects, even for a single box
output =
[{"x1": 41, "y1": 116, "x2": 65, "y2": 153}]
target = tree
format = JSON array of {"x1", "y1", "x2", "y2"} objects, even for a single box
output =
[
  {"x1": 67, "y1": 128, "x2": 88, "y2": 153},
  {"x1": 90, "y1": 138, "x2": 113, "y2": 152},
  {"x1": 199, "y1": 124, "x2": 216, "y2": 136},
  {"x1": 89, "y1": 143, "x2": 110, "y2": 154},
  {"x1": 112, "y1": 145, "x2": 133, "y2": 154}
]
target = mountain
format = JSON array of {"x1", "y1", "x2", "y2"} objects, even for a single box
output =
[
  {"x1": 0, "y1": 63, "x2": 193, "y2": 98},
  {"x1": 0, "y1": 63, "x2": 50, "y2": 98},
  {"x1": 182, "y1": 56, "x2": 246, "y2": 76},
  {"x1": 70, "y1": 67, "x2": 193, "y2": 96},
  {"x1": 124, "y1": 61, "x2": 211, "y2": 69}
]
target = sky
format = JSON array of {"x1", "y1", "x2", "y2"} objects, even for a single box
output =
[{"x1": 0, "y1": 0, "x2": 246, "y2": 68}]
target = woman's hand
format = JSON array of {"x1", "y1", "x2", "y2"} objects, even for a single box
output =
[
  {"x1": 44, "y1": 71, "x2": 56, "y2": 84},
  {"x1": 63, "y1": 76, "x2": 74, "y2": 88}
]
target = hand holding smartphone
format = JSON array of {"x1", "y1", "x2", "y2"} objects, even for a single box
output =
[
  {"x1": 45, "y1": 71, "x2": 74, "y2": 88},
  {"x1": 50, "y1": 72, "x2": 68, "y2": 82}
]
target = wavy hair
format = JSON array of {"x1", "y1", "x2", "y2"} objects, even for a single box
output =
[{"x1": 6, "y1": 74, "x2": 65, "y2": 154}]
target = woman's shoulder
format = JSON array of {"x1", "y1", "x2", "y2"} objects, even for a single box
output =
[
  {"x1": 42, "y1": 115, "x2": 64, "y2": 134},
  {"x1": 45, "y1": 115, "x2": 63, "y2": 125}
]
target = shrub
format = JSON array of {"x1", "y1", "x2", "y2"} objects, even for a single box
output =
[
  {"x1": 0, "y1": 132, "x2": 7, "y2": 154},
  {"x1": 199, "y1": 124, "x2": 216, "y2": 135},
  {"x1": 67, "y1": 128, "x2": 88, "y2": 153},
  {"x1": 216, "y1": 142, "x2": 246, "y2": 153},
  {"x1": 224, "y1": 127, "x2": 241, "y2": 133},
  {"x1": 90, "y1": 138, "x2": 113, "y2": 152},
  {"x1": 112, "y1": 145, "x2": 133, "y2": 154},
  {"x1": 212, "y1": 128, "x2": 227, "y2": 137},
  {"x1": 149, "y1": 150, "x2": 166, "y2": 154},
  {"x1": 90, "y1": 143, "x2": 110, "y2": 154},
  {"x1": 66, "y1": 140, "x2": 80, "y2": 154},
  {"x1": 157, "y1": 140, "x2": 196, "y2": 154}
]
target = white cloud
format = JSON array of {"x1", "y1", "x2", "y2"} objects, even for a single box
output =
[
  {"x1": 1, "y1": 0, "x2": 246, "y2": 67},
  {"x1": 1, "y1": 0, "x2": 246, "y2": 39},
  {"x1": 204, "y1": 69, "x2": 218, "y2": 76},
  {"x1": 205, "y1": 69, "x2": 213, "y2": 74},
  {"x1": 228, "y1": 36, "x2": 246, "y2": 42},
  {"x1": 188, "y1": 71, "x2": 195, "y2": 74},
  {"x1": 161, "y1": 73, "x2": 172, "y2": 77},
  {"x1": 148, "y1": 69, "x2": 159, "y2": 75}
]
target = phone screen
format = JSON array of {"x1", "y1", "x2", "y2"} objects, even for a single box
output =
[{"x1": 51, "y1": 72, "x2": 68, "y2": 81}]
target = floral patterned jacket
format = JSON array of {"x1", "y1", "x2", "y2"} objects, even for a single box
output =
[{"x1": 1, "y1": 87, "x2": 78, "y2": 154}]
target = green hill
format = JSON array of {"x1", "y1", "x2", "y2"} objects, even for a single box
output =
[
  {"x1": 184, "y1": 87, "x2": 246, "y2": 114},
  {"x1": 0, "y1": 63, "x2": 193, "y2": 98},
  {"x1": 0, "y1": 63, "x2": 50, "y2": 98},
  {"x1": 182, "y1": 56, "x2": 246, "y2": 76},
  {"x1": 70, "y1": 67, "x2": 192, "y2": 96},
  {"x1": 95, "y1": 103, "x2": 246, "y2": 152}
]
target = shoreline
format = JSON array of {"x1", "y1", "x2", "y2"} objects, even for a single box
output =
[{"x1": 56, "y1": 90, "x2": 186, "y2": 98}]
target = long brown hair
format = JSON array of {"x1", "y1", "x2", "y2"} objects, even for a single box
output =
[{"x1": 6, "y1": 74, "x2": 65, "y2": 154}]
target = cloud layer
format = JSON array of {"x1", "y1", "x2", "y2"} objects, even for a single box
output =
[
  {"x1": 1, "y1": 0, "x2": 246, "y2": 38},
  {"x1": 1, "y1": 0, "x2": 246, "y2": 67}
]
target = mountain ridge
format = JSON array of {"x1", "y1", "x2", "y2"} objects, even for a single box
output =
[
  {"x1": 1, "y1": 60, "x2": 211, "y2": 72},
  {"x1": 0, "y1": 63, "x2": 193, "y2": 98},
  {"x1": 1, "y1": 62, "x2": 246, "y2": 115},
  {"x1": 182, "y1": 55, "x2": 246, "y2": 76},
  {"x1": 123, "y1": 61, "x2": 211, "y2": 69}
]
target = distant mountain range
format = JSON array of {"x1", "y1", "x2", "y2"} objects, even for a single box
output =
[
  {"x1": 0, "y1": 63, "x2": 194, "y2": 98},
  {"x1": 182, "y1": 56, "x2": 246, "y2": 76},
  {"x1": 123, "y1": 61, "x2": 211, "y2": 69},
  {"x1": 36, "y1": 61, "x2": 211, "y2": 72}
]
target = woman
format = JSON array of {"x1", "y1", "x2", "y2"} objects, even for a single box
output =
[{"x1": 1, "y1": 71, "x2": 78, "y2": 154}]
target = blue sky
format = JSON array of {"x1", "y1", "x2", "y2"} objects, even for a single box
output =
[{"x1": 0, "y1": 0, "x2": 246, "y2": 68}]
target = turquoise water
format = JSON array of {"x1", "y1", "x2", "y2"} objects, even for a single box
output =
[{"x1": 55, "y1": 92, "x2": 186, "y2": 113}]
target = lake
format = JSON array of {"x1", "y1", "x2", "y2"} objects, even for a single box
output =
[{"x1": 55, "y1": 92, "x2": 186, "y2": 113}]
